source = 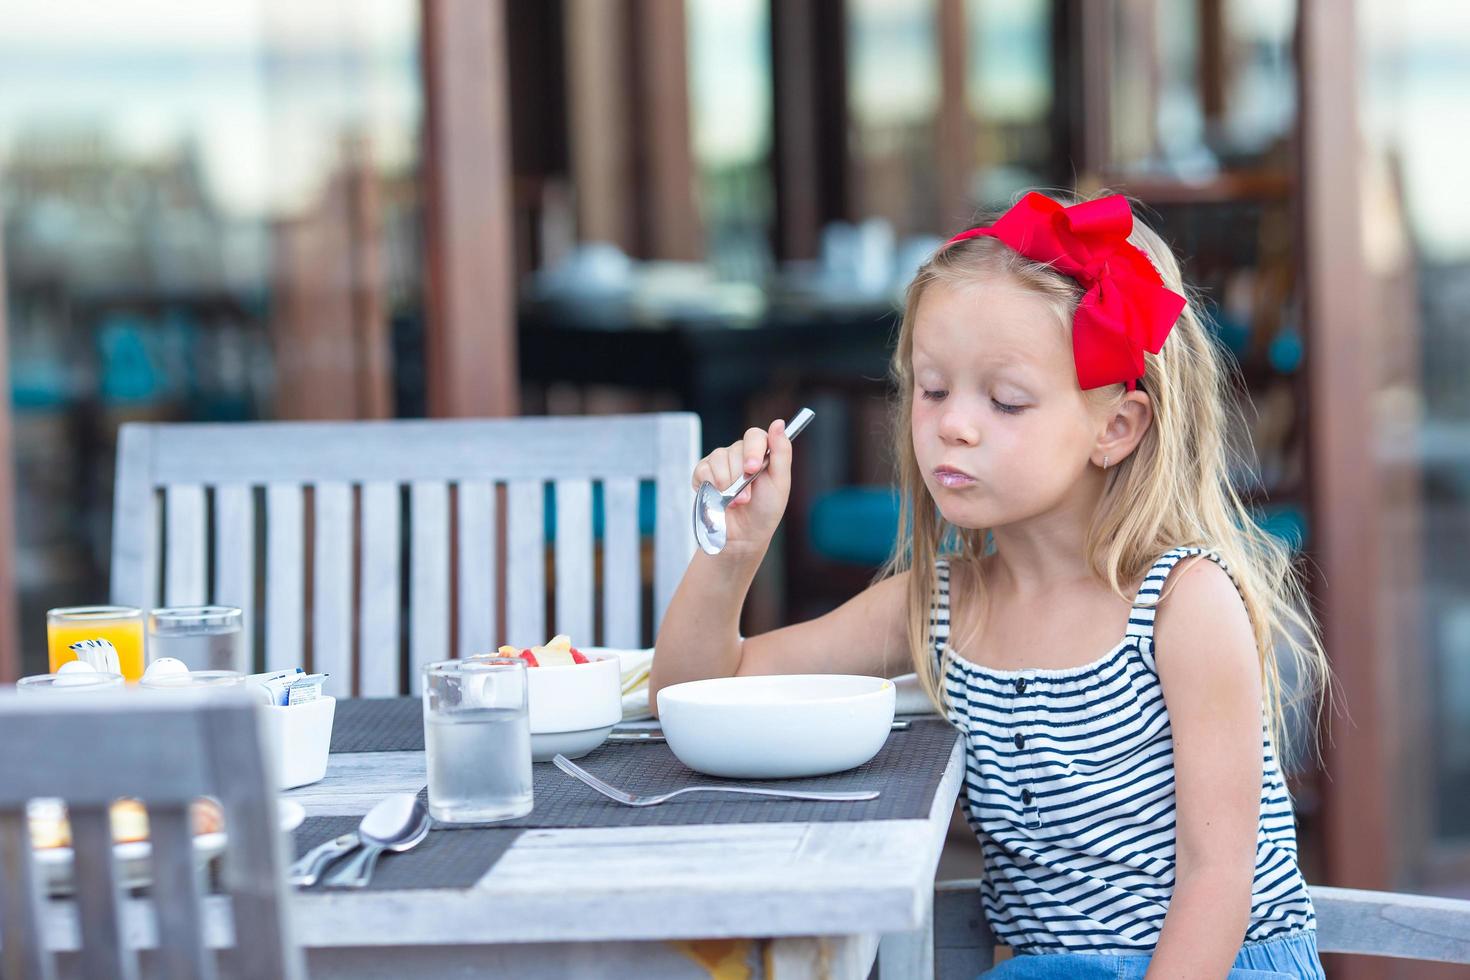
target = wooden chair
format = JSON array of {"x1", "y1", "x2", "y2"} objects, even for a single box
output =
[
  {"x1": 109, "y1": 414, "x2": 700, "y2": 696},
  {"x1": 0, "y1": 690, "x2": 301, "y2": 979},
  {"x1": 925, "y1": 879, "x2": 1470, "y2": 976}
]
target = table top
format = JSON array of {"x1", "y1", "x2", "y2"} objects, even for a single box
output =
[
  {"x1": 31, "y1": 701, "x2": 964, "y2": 955},
  {"x1": 280, "y1": 703, "x2": 966, "y2": 948}
]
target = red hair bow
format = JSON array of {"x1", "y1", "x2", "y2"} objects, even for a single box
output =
[{"x1": 943, "y1": 193, "x2": 1186, "y2": 390}]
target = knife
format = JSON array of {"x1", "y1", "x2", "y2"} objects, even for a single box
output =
[{"x1": 606, "y1": 719, "x2": 912, "y2": 744}]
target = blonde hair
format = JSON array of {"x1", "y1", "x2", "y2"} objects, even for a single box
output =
[{"x1": 880, "y1": 189, "x2": 1329, "y2": 760}]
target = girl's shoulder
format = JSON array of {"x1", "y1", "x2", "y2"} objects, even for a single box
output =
[
  {"x1": 1141, "y1": 545, "x2": 1244, "y2": 609},
  {"x1": 1149, "y1": 548, "x2": 1260, "y2": 695}
]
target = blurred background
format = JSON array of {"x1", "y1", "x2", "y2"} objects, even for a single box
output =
[{"x1": 0, "y1": 2, "x2": 1465, "y2": 975}]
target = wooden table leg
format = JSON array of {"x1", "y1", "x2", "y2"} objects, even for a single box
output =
[
  {"x1": 878, "y1": 894, "x2": 934, "y2": 980},
  {"x1": 766, "y1": 933, "x2": 881, "y2": 979},
  {"x1": 297, "y1": 935, "x2": 881, "y2": 979}
]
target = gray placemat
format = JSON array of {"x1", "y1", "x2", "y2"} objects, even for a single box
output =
[
  {"x1": 329, "y1": 695, "x2": 948, "y2": 759},
  {"x1": 329, "y1": 697, "x2": 423, "y2": 753},
  {"x1": 410, "y1": 718, "x2": 958, "y2": 827},
  {"x1": 292, "y1": 815, "x2": 520, "y2": 891}
]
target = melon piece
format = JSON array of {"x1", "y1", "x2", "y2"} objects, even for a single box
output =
[
  {"x1": 495, "y1": 644, "x2": 540, "y2": 667},
  {"x1": 494, "y1": 635, "x2": 589, "y2": 667}
]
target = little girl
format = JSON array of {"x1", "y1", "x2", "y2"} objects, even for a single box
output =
[{"x1": 650, "y1": 191, "x2": 1328, "y2": 979}]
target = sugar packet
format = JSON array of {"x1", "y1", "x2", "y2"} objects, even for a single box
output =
[
  {"x1": 285, "y1": 673, "x2": 329, "y2": 706},
  {"x1": 247, "y1": 668, "x2": 303, "y2": 706},
  {"x1": 68, "y1": 638, "x2": 121, "y2": 674}
]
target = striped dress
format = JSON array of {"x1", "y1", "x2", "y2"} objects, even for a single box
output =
[{"x1": 934, "y1": 546, "x2": 1316, "y2": 954}]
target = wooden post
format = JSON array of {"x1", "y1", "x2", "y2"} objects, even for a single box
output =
[
  {"x1": 1299, "y1": 0, "x2": 1394, "y2": 918},
  {"x1": 0, "y1": 231, "x2": 18, "y2": 681},
  {"x1": 421, "y1": 0, "x2": 519, "y2": 419},
  {"x1": 935, "y1": 0, "x2": 973, "y2": 229},
  {"x1": 1198, "y1": 0, "x2": 1226, "y2": 126},
  {"x1": 346, "y1": 134, "x2": 393, "y2": 420},
  {"x1": 565, "y1": 0, "x2": 637, "y2": 254},
  {"x1": 270, "y1": 147, "x2": 390, "y2": 422},
  {"x1": 771, "y1": 0, "x2": 850, "y2": 260},
  {"x1": 564, "y1": 0, "x2": 701, "y2": 261},
  {"x1": 1055, "y1": 0, "x2": 1114, "y2": 179},
  {"x1": 632, "y1": 0, "x2": 701, "y2": 261}
]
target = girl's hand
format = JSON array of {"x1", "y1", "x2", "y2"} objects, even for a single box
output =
[{"x1": 691, "y1": 419, "x2": 793, "y2": 560}]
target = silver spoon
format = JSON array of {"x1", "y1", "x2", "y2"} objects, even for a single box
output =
[
  {"x1": 694, "y1": 407, "x2": 815, "y2": 556},
  {"x1": 288, "y1": 831, "x2": 358, "y2": 887},
  {"x1": 322, "y1": 794, "x2": 430, "y2": 889}
]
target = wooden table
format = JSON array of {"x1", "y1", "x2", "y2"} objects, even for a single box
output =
[{"x1": 284, "y1": 717, "x2": 965, "y2": 980}]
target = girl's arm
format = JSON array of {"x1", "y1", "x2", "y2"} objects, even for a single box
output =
[
  {"x1": 648, "y1": 418, "x2": 911, "y2": 711},
  {"x1": 648, "y1": 554, "x2": 912, "y2": 714},
  {"x1": 1145, "y1": 558, "x2": 1264, "y2": 980}
]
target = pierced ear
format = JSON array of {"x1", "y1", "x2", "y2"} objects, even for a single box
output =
[{"x1": 1095, "y1": 390, "x2": 1153, "y2": 467}]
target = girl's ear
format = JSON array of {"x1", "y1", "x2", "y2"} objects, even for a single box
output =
[{"x1": 1092, "y1": 390, "x2": 1153, "y2": 468}]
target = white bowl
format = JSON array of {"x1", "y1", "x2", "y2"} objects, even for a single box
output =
[
  {"x1": 526, "y1": 653, "x2": 623, "y2": 762},
  {"x1": 656, "y1": 674, "x2": 896, "y2": 779}
]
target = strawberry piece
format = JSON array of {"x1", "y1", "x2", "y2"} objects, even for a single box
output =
[
  {"x1": 518, "y1": 649, "x2": 540, "y2": 668},
  {"x1": 569, "y1": 647, "x2": 588, "y2": 665}
]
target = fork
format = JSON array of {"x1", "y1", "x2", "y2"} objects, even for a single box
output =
[
  {"x1": 552, "y1": 754, "x2": 880, "y2": 807},
  {"x1": 288, "y1": 832, "x2": 358, "y2": 887}
]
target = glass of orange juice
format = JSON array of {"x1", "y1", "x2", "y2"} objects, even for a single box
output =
[{"x1": 47, "y1": 606, "x2": 146, "y2": 682}]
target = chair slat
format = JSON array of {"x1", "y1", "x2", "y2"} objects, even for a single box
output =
[
  {"x1": 212, "y1": 485, "x2": 256, "y2": 671},
  {"x1": 653, "y1": 416, "x2": 699, "y2": 632},
  {"x1": 265, "y1": 485, "x2": 305, "y2": 673},
  {"x1": 0, "y1": 809, "x2": 52, "y2": 980},
  {"x1": 410, "y1": 482, "x2": 450, "y2": 693},
  {"x1": 141, "y1": 416, "x2": 683, "y2": 484},
  {"x1": 312, "y1": 483, "x2": 354, "y2": 697},
  {"x1": 70, "y1": 804, "x2": 137, "y2": 980},
  {"x1": 456, "y1": 481, "x2": 497, "y2": 657},
  {"x1": 359, "y1": 482, "x2": 402, "y2": 696},
  {"x1": 506, "y1": 480, "x2": 545, "y2": 646},
  {"x1": 205, "y1": 703, "x2": 305, "y2": 979},
  {"x1": 602, "y1": 477, "x2": 641, "y2": 648},
  {"x1": 147, "y1": 803, "x2": 215, "y2": 980},
  {"x1": 0, "y1": 709, "x2": 210, "y2": 803},
  {"x1": 111, "y1": 424, "x2": 160, "y2": 612},
  {"x1": 553, "y1": 479, "x2": 594, "y2": 644},
  {"x1": 164, "y1": 485, "x2": 208, "y2": 607},
  {"x1": 1314, "y1": 885, "x2": 1470, "y2": 963}
]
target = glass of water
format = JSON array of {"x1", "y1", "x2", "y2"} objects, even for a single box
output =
[
  {"x1": 17, "y1": 672, "x2": 125, "y2": 693},
  {"x1": 422, "y1": 658, "x2": 533, "y2": 824},
  {"x1": 148, "y1": 606, "x2": 245, "y2": 672},
  {"x1": 138, "y1": 670, "x2": 245, "y2": 691}
]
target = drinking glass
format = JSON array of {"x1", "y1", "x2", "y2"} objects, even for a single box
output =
[
  {"x1": 17, "y1": 672, "x2": 126, "y2": 693},
  {"x1": 138, "y1": 670, "x2": 245, "y2": 691},
  {"x1": 148, "y1": 606, "x2": 245, "y2": 672},
  {"x1": 47, "y1": 607, "x2": 146, "y2": 682},
  {"x1": 422, "y1": 658, "x2": 533, "y2": 824}
]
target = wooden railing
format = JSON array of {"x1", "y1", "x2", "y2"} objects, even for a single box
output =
[{"x1": 931, "y1": 881, "x2": 1470, "y2": 976}]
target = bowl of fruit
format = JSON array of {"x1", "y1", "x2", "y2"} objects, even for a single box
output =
[{"x1": 494, "y1": 635, "x2": 623, "y2": 761}]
